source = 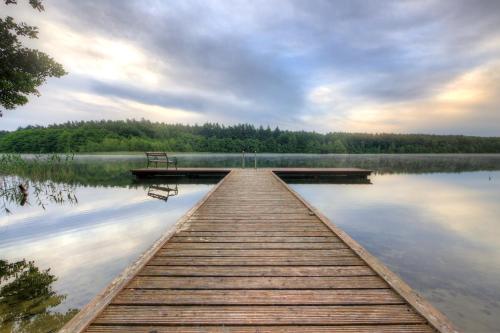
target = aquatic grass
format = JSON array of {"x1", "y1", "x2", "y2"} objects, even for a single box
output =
[
  {"x1": 0, "y1": 154, "x2": 77, "y2": 213},
  {"x1": 0, "y1": 153, "x2": 75, "y2": 183}
]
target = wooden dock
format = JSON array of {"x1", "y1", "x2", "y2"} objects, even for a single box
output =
[
  {"x1": 130, "y1": 167, "x2": 371, "y2": 179},
  {"x1": 62, "y1": 169, "x2": 458, "y2": 333}
]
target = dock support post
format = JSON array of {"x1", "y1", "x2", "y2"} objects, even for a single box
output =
[{"x1": 242, "y1": 151, "x2": 245, "y2": 168}]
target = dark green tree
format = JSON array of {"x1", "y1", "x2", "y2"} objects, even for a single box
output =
[
  {"x1": 0, "y1": 120, "x2": 500, "y2": 153},
  {"x1": 0, "y1": 0, "x2": 66, "y2": 116}
]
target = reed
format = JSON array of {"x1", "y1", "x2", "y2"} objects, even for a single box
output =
[{"x1": 0, "y1": 154, "x2": 77, "y2": 213}]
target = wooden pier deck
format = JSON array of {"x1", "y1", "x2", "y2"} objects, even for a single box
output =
[
  {"x1": 130, "y1": 167, "x2": 371, "y2": 179},
  {"x1": 62, "y1": 169, "x2": 458, "y2": 333}
]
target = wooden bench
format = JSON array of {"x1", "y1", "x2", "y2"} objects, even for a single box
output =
[{"x1": 145, "y1": 152, "x2": 178, "y2": 169}]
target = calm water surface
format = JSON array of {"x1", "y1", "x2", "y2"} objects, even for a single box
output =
[{"x1": 1, "y1": 153, "x2": 500, "y2": 332}]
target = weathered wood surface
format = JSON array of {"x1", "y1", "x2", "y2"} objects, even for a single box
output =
[
  {"x1": 64, "y1": 169, "x2": 458, "y2": 333},
  {"x1": 86, "y1": 326, "x2": 435, "y2": 333}
]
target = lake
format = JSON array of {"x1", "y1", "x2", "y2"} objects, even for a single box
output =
[{"x1": 1, "y1": 153, "x2": 500, "y2": 332}]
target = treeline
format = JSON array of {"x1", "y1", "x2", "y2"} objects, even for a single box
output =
[{"x1": 1, "y1": 119, "x2": 500, "y2": 153}]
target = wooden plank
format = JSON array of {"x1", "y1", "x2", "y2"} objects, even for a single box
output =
[
  {"x1": 196, "y1": 209, "x2": 310, "y2": 214},
  {"x1": 190, "y1": 215, "x2": 317, "y2": 219},
  {"x1": 170, "y1": 236, "x2": 340, "y2": 242},
  {"x1": 180, "y1": 224, "x2": 329, "y2": 231},
  {"x1": 182, "y1": 224, "x2": 328, "y2": 229},
  {"x1": 201, "y1": 203, "x2": 306, "y2": 207},
  {"x1": 163, "y1": 242, "x2": 348, "y2": 250},
  {"x1": 183, "y1": 222, "x2": 326, "y2": 226},
  {"x1": 87, "y1": 325, "x2": 435, "y2": 333},
  {"x1": 197, "y1": 206, "x2": 309, "y2": 209},
  {"x1": 127, "y1": 276, "x2": 387, "y2": 289},
  {"x1": 112, "y1": 289, "x2": 403, "y2": 305},
  {"x1": 184, "y1": 220, "x2": 325, "y2": 224},
  {"x1": 93, "y1": 305, "x2": 425, "y2": 325},
  {"x1": 148, "y1": 256, "x2": 364, "y2": 266},
  {"x1": 175, "y1": 231, "x2": 334, "y2": 237},
  {"x1": 202, "y1": 201, "x2": 303, "y2": 204},
  {"x1": 156, "y1": 248, "x2": 355, "y2": 257},
  {"x1": 139, "y1": 265, "x2": 375, "y2": 277}
]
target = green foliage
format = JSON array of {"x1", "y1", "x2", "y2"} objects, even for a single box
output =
[
  {"x1": 0, "y1": 259, "x2": 77, "y2": 332},
  {"x1": 1, "y1": 119, "x2": 499, "y2": 153},
  {"x1": 0, "y1": 0, "x2": 66, "y2": 115}
]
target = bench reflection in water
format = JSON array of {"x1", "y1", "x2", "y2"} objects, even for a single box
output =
[{"x1": 147, "y1": 184, "x2": 179, "y2": 202}]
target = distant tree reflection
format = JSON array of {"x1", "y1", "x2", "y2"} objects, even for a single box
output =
[{"x1": 0, "y1": 259, "x2": 77, "y2": 333}]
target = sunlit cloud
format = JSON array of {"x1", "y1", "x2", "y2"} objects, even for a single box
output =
[
  {"x1": 306, "y1": 60, "x2": 500, "y2": 134},
  {"x1": 435, "y1": 66, "x2": 493, "y2": 106},
  {"x1": 37, "y1": 22, "x2": 163, "y2": 88}
]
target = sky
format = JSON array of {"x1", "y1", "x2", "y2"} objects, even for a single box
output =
[{"x1": 1, "y1": 0, "x2": 500, "y2": 135}]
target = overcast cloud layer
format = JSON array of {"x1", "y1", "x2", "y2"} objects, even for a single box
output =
[{"x1": 1, "y1": 0, "x2": 500, "y2": 135}]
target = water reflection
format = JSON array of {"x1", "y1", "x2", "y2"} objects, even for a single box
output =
[
  {"x1": 1, "y1": 154, "x2": 500, "y2": 332},
  {"x1": 292, "y1": 171, "x2": 500, "y2": 332},
  {"x1": 1, "y1": 177, "x2": 77, "y2": 214},
  {"x1": 0, "y1": 179, "x2": 217, "y2": 332},
  {"x1": 0, "y1": 259, "x2": 77, "y2": 333},
  {"x1": 147, "y1": 184, "x2": 179, "y2": 201}
]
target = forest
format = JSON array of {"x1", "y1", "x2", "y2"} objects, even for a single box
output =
[{"x1": 1, "y1": 119, "x2": 499, "y2": 153}]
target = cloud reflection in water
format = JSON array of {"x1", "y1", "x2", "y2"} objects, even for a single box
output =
[{"x1": 0, "y1": 183, "x2": 213, "y2": 314}]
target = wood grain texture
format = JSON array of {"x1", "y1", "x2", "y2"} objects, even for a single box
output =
[
  {"x1": 163, "y1": 242, "x2": 348, "y2": 249},
  {"x1": 156, "y1": 248, "x2": 354, "y2": 257},
  {"x1": 175, "y1": 231, "x2": 333, "y2": 237},
  {"x1": 113, "y1": 289, "x2": 403, "y2": 305},
  {"x1": 148, "y1": 256, "x2": 364, "y2": 266},
  {"x1": 179, "y1": 224, "x2": 330, "y2": 231},
  {"x1": 87, "y1": 325, "x2": 434, "y2": 333},
  {"x1": 127, "y1": 275, "x2": 388, "y2": 289},
  {"x1": 170, "y1": 236, "x2": 340, "y2": 243},
  {"x1": 139, "y1": 265, "x2": 374, "y2": 276},
  {"x1": 94, "y1": 305, "x2": 426, "y2": 325}
]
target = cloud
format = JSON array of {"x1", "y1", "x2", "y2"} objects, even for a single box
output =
[
  {"x1": 1, "y1": 0, "x2": 499, "y2": 134},
  {"x1": 307, "y1": 60, "x2": 500, "y2": 135}
]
